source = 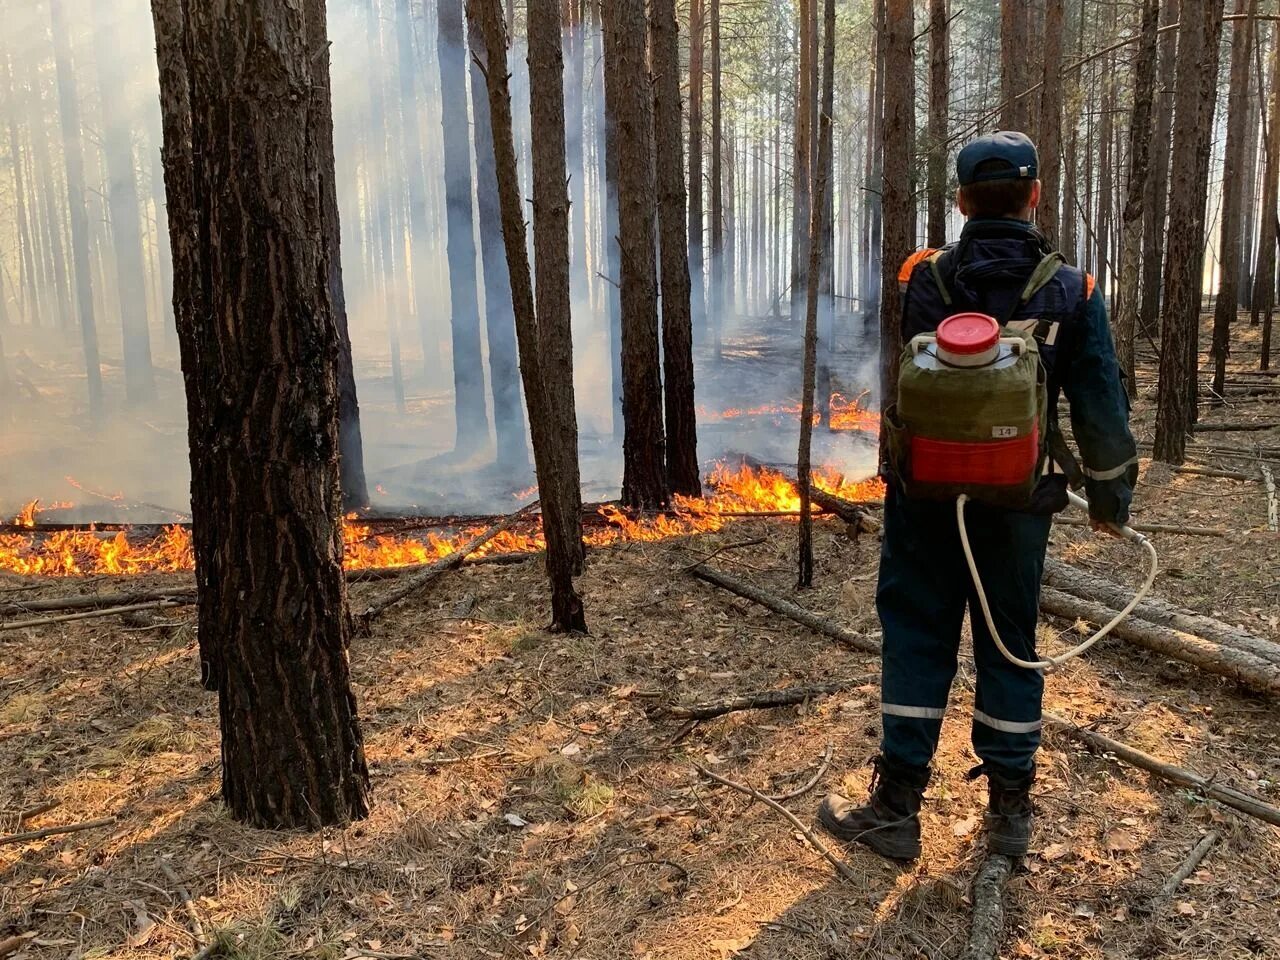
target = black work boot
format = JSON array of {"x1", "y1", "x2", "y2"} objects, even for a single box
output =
[
  {"x1": 972, "y1": 763, "x2": 1035, "y2": 858},
  {"x1": 817, "y1": 756, "x2": 930, "y2": 861}
]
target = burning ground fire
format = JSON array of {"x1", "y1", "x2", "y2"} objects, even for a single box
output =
[
  {"x1": 698, "y1": 391, "x2": 880, "y2": 433},
  {"x1": 0, "y1": 464, "x2": 884, "y2": 577}
]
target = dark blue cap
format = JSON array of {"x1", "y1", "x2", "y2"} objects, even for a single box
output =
[{"x1": 957, "y1": 131, "x2": 1039, "y2": 186}]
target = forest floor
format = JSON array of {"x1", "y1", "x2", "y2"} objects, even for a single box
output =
[{"x1": 2, "y1": 316, "x2": 1278, "y2": 960}]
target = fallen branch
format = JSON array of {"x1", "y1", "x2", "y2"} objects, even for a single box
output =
[
  {"x1": 1192, "y1": 420, "x2": 1280, "y2": 433},
  {"x1": 689, "y1": 564, "x2": 880, "y2": 654},
  {"x1": 1043, "y1": 712, "x2": 1280, "y2": 827},
  {"x1": 0, "y1": 600, "x2": 186, "y2": 633},
  {"x1": 1262, "y1": 465, "x2": 1278, "y2": 532},
  {"x1": 959, "y1": 854, "x2": 1016, "y2": 960},
  {"x1": 692, "y1": 762, "x2": 859, "y2": 882},
  {"x1": 159, "y1": 859, "x2": 205, "y2": 942},
  {"x1": 765, "y1": 743, "x2": 835, "y2": 801},
  {"x1": 650, "y1": 678, "x2": 871, "y2": 720},
  {"x1": 1170, "y1": 464, "x2": 1261, "y2": 482},
  {"x1": 0, "y1": 816, "x2": 116, "y2": 847},
  {"x1": 1039, "y1": 588, "x2": 1280, "y2": 697},
  {"x1": 1154, "y1": 830, "x2": 1220, "y2": 904},
  {"x1": 0, "y1": 935, "x2": 35, "y2": 960},
  {"x1": 1051, "y1": 516, "x2": 1227, "y2": 537},
  {"x1": 347, "y1": 550, "x2": 539, "y2": 582},
  {"x1": 1042, "y1": 560, "x2": 1280, "y2": 666},
  {"x1": 12, "y1": 800, "x2": 60, "y2": 824},
  {"x1": 0, "y1": 588, "x2": 197, "y2": 617},
  {"x1": 357, "y1": 502, "x2": 538, "y2": 629}
]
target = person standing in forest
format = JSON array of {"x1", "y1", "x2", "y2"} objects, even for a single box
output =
[{"x1": 818, "y1": 133, "x2": 1138, "y2": 862}]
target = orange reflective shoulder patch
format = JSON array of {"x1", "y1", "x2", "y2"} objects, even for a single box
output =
[
  {"x1": 898, "y1": 248, "x2": 938, "y2": 285},
  {"x1": 1085, "y1": 273, "x2": 1096, "y2": 299}
]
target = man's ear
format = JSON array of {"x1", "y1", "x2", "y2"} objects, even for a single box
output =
[
  {"x1": 1029, "y1": 179, "x2": 1043, "y2": 210},
  {"x1": 956, "y1": 186, "x2": 969, "y2": 217}
]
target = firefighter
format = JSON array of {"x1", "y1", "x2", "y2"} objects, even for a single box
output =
[{"x1": 817, "y1": 131, "x2": 1138, "y2": 861}]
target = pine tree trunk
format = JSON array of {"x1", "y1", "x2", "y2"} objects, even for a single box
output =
[
  {"x1": 1153, "y1": 0, "x2": 1226, "y2": 464},
  {"x1": 564, "y1": 1, "x2": 589, "y2": 309},
  {"x1": 469, "y1": 0, "x2": 587, "y2": 632},
  {"x1": 438, "y1": 0, "x2": 490, "y2": 455},
  {"x1": 790, "y1": 0, "x2": 814, "y2": 329},
  {"x1": 1210, "y1": 0, "x2": 1259, "y2": 396},
  {"x1": 650, "y1": 0, "x2": 701, "y2": 497},
  {"x1": 865, "y1": 0, "x2": 886, "y2": 330},
  {"x1": 1, "y1": 37, "x2": 39, "y2": 327},
  {"x1": 1140, "y1": 0, "x2": 1179, "y2": 340},
  {"x1": 879, "y1": 0, "x2": 914, "y2": 467},
  {"x1": 926, "y1": 0, "x2": 949, "y2": 249},
  {"x1": 25, "y1": 36, "x2": 74, "y2": 334},
  {"x1": 602, "y1": 10, "x2": 624, "y2": 441},
  {"x1": 1037, "y1": 0, "x2": 1064, "y2": 247},
  {"x1": 313, "y1": 9, "x2": 370, "y2": 510},
  {"x1": 1237, "y1": 47, "x2": 1261, "y2": 310},
  {"x1": 602, "y1": 0, "x2": 668, "y2": 509},
  {"x1": 709, "y1": 0, "x2": 724, "y2": 355},
  {"x1": 1000, "y1": 0, "x2": 1031, "y2": 130},
  {"x1": 467, "y1": 3, "x2": 530, "y2": 470},
  {"x1": 150, "y1": 0, "x2": 371, "y2": 828},
  {"x1": 687, "y1": 0, "x2": 707, "y2": 336},
  {"x1": 93, "y1": 0, "x2": 156, "y2": 404},
  {"x1": 395, "y1": 0, "x2": 434, "y2": 374},
  {"x1": 48, "y1": 0, "x2": 103, "y2": 420},
  {"x1": 1249, "y1": 28, "x2": 1280, "y2": 358},
  {"x1": 1113, "y1": 0, "x2": 1160, "y2": 393}
]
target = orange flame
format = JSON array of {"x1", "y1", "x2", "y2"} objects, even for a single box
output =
[{"x1": 698, "y1": 392, "x2": 879, "y2": 433}]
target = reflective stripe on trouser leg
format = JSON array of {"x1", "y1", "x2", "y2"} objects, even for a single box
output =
[
  {"x1": 876, "y1": 489, "x2": 968, "y2": 771},
  {"x1": 963, "y1": 506, "x2": 1052, "y2": 776}
]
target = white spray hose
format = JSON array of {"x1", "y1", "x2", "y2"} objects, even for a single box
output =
[{"x1": 957, "y1": 490, "x2": 1159, "y2": 671}]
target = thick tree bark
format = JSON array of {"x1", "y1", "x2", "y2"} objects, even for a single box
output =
[
  {"x1": 926, "y1": 0, "x2": 949, "y2": 250},
  {"x1": 467, "y1": 3, "x2": 530, "y2": 470},
  {"x1": 313, "y1": 7, "x2": 370, "y2": 510},
  {"x1": 48, "y1": 0, "x2": 103, "y2": 421},
  {"x1": 603, "y1": 42, "x2": 624, "y2": 440},
  {"x1": 1113, "y1": 0, "x2": 1160, "y2": 393},
  {"x1": 878, "y1": 0, "x2": 914, "y2": 468},
  {"x1": 1153, "y1": 0, "x2": 1226, "y2": 464},
  {"x1": 150, "y1": 0, "x2": 371, "y2": 829},
  {"x1": 602, "y1": 0, "x2": 668, "y2": 509},
  {"x1": 438, "y1": 0, "x2": 491, "y2": 455},
  {"x1": 1140, "y1": 0, "x2": 1179, "y2": 340},
  {"x1": 687, "y1": 0, "x2": 707, "y2": 336},
  {"x1": 709, "y1": 0, "x2": 724, "y2": 354},
  {"x1": 1210, "y1": 0, "x2": 1259, "y2": 397},
  {"x1": 798, "y1": 0, "x2": 836, "y2": 588},
  {"x1": 1000, "y1": 0, "x2": 1031, "y2": 130},
  {"x1": 93, "y1": 0, "x2": 156, "y2": 404},
  {"x1": 650, "y1": 0, "x2": 701, "y2": 497},
  {"x1": 469, "y1": 0, "x2": 587, "y2": 632},
  {"x1": 1037, "y1": 0, "x2": 1064, "y2": 247}
]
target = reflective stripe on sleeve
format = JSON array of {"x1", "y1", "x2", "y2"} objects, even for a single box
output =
[
  {"x1": 1081, "y1": 456, "x2": 1139, "y2": 482},
  {"x1": 882, "y1": 703, "x2": 946, "y2": 720},
  {"x1": 973, "y1": 709, "x2": 1042, "y2": 734}
]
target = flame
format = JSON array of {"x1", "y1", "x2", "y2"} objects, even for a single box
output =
[
  {"x1": 698, "y1": 391, "x2": 879, "y2": 433},
  {"x1": 1, "y1": 463, "x2": 884, "y2": 578}
]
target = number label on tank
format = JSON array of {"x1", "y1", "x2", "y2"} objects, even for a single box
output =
[{"x1": 991, "y1": 426, "x2": 1019, "y2": 439}]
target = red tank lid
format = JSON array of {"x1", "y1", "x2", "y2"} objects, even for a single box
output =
[{"x1": 937, "y1": 312, "x2": 1000, "y2": 356}]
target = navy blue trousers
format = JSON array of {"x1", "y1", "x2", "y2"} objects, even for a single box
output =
[{"x1": 876, "y1": 486, "x2": 1051, "y2": 777}]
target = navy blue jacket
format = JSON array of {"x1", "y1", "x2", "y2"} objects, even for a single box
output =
[{"x1": 897, "y1": 218, "x2": 1138, "y2": 524}]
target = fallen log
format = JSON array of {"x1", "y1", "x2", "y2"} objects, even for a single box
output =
[
  {"x1": 1039, "y1": 588, "x2": 1280, "y2": 697},
  {"x1": 0, "y1": 587, "x2": 197, "y2": 617},
  {"x1": 649, "y1": 677, "x2": 872, "y2": 721},
  {"x1": 1192, "y1": 421, "x2": 1280, "y2": 433},
  {"x1": 0, "y1": 599, "x2": 187, "y2": 633},
  {"x1": 357, "y1": 502, "x2": 539, "y2": 630},
  {"x1": 1051, "y1": 516, "x2": 1227, "y2": 537},
  {"x1": 1042, "y1": 712, "x2": 1280, "y2": 828},
  {"x1": 1042, "y1": 560, "x2": 1280, "y2": 666},
  {"x1": 960, "y1": 854, "x2": 1016, "y2": 960},
  {"x1": 690, "y1": 565, "x2": 1280, "y2": 829},
  {"x1": 689, "y1": 564, "x2": 880, "y2": 655}
]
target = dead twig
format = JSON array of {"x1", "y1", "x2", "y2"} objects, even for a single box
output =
[
  {"x1": 159, "y1": 859, "x2": 205, "y2": 942},
  {"x1": 13, "y1": 800, "x2": 60, "y2": 824},
  {"x1": 650, "y1": 678, "x2": 872, "y2": 720},
  {"x1": 0, "y1": 600, "x2": 186, "y2": 632},
  {"x1": 0, "y1": 816, "x2": 116, "y2": 847},
  {"x1": 960, "y1": 854, "x2": 1016, "y2": 960},
  {"x1": 765, "y1": 743, "x2": 835, "y2": 801},
  {"x1": 676, "y1": 537, "x2": 767, "y2": 572},
  {"x1": 0, "y1": 934, "x2": 36, "y2": 960},
  {"x1": 1155, "y1": 830, "x2": 1221, "y2": 904},
  {"x1": 1051, "y1": 516, "x2": 1228, "y2": 537},
  {"x1": 692, "y1": 762, "x2": 859, "y2": 882}
]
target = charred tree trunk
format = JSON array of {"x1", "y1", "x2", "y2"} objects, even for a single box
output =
[
  {"x1": 467, "y1": 2, "x2": 530, "y2": 470},
  {"x1": 602, "y1": 0, "x2": 668, "y2": 509},
  {"x1": 1037, "y1": 0, "x2": 1064, "y2": 247},
  {"x1": 709, "y1": 0, "x2": 724, "y2": 355},
  {"x1": 650, "y1": 0, "x2": 701, "y2": 497},
  {"x1": 150, "y1": 0, "x2": 371, "y2": 829},
  {"x1": 926, "y1": 0, "x2": 949, "y2": 249},
  {"x1": 1140, "y1": 0, "x2": 1179, "y2": 339},
  {"x1": 1210, "y1": 0, "x2": 1259, "y2": 396},
  {"x1": 1153, "y1": 0, "x2": 1225, "y2": 464},
  {"x1": 438, "y1": 0, "x2": 490, "y2": 455},
  {"x1": 687, "y1": 0, "x2": 706, "y2": 337},
  {"x1": 1113, "y1": 0, "x2": 1160, "y2": 392},
  {"x1": 93, "y1": 0, "x2": 156, "y2": 404},
  {"x1": 48, "y1": 0, "x2": 103, "y2": 420},
  {"x1": 469, "y1": 0, "x2": 587, "y2": 631},
  {"x1": 879, "y1": 0, "x2": 914, "y2": 467}
]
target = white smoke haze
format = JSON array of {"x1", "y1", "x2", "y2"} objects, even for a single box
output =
[{"x1": 0, "y1": 0, "x2": 882, "y2": 523}]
